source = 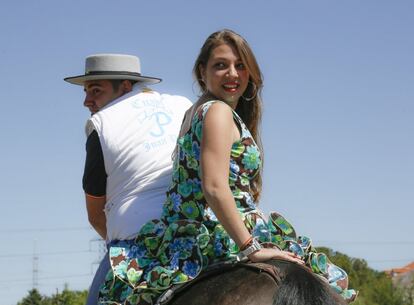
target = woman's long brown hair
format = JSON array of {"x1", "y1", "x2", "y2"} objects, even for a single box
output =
[{"x1": 193, "y1": 29, "x2": 264, "y2": 202}]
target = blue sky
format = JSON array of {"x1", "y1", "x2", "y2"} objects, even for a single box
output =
[{"x1": 0, "y1": 1, "x2": 413, "y2": 304}]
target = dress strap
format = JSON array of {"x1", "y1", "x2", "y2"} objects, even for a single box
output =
[{"x1": 193, "y1": 100, "x2": 248, "y2": 135}]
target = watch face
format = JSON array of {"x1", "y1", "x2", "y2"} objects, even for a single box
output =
[{"x1": 252, "y1": 238, "x2": 262, "y2": 250}]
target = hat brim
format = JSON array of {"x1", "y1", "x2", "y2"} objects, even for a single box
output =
[{"x1": 64, "y1": 73, "x2": 161, "y2": 86}]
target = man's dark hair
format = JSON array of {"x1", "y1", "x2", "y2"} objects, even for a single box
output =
[{"x1": 109, "y1": 79, "x2": 137, "y2": 91}]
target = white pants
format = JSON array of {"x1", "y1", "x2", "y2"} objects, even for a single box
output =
[{"x1": 86, "y1": 252, "x2": 110, "y2": 305}]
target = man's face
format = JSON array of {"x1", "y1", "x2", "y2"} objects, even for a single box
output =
[{"x1": 83, "y1": 80, "x2": 123, "y2": 114}]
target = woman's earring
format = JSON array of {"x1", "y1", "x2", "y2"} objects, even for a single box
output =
[{"x1": 242, "y1": 82, "x2": 257, "y2": 101}]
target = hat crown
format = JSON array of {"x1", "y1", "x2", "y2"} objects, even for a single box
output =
[
  {"x1": 64, "y1": 53, "x2": 161, "y2": 86},
  {"x1": 85, "y1": 54, "x2": 141, "y2": 75}
]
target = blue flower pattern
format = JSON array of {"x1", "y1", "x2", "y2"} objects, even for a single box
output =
[
  {"x1": 170, "y1": 192, "x2": 182, "y2": 212},
  {"x1": 182, "y1": 260, "x2": 199, "y2": 278}
]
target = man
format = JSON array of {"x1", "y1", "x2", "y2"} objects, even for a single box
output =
[{"x1": 64, "y1": 54, "x2": 192, "y2": 304}]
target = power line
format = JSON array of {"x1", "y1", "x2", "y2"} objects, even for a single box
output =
[
  {"x1": 0, "y1": 226, "x2": 92, "y2": 234},
  {"x1": 32, "y1": 273, "x2": 92, "y2": 281},
  {"x1": 0, "y1": 273, "x2": 92, "y2": 284},
  {"x1": 0, "y1": 250, "x2": 92, "y2": 259},
  {"x1": 315, "y1": 240, "x2": 414, "y2": 245},
  {"x1": 368, "y1": 259, "x2": 414, "y2": 263},
  {"x1": 0, "y1": 257, "x2": 412, "y2": 286},
  {"x1": 0, "y1": 241, "x2": 412, "y2": 259}
]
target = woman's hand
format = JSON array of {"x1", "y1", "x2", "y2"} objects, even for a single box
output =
[{"x1": 248, "y1": 247, "x2": 305, "y2": 265}]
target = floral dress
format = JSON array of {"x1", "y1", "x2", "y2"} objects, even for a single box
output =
[{"x1": 98, "y1": 101, "x2": 357, "y2": 305}]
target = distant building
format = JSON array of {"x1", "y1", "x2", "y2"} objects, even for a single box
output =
[
  {"x1": 387, "y1": 262, "x2": 414, "y2": 277},
  {"x1": 386, "y1": 262, "x2": 414, "y2": 287}
]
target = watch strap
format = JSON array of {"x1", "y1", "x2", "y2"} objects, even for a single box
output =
[{"x1": 236, "y1": 238, "x2": 262, "y2": 262}]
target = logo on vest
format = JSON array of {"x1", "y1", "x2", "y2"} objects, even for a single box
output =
[
  {"x1": 149, "y1": 112, "x2": 172, "y2": 137},
  {"x1": 131, "y1": 95, "x2": 177, "y2": 152}
]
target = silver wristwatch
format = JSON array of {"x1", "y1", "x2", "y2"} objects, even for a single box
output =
[{"x1": 236, "y1": 238, "x2": 262, "y2": 262}]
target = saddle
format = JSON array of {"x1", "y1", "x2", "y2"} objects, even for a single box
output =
[{"x1": 155, "y1": 261, "x2": 281, "y2": 305}]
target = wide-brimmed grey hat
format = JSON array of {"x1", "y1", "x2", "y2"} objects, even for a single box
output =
[{"x1": 64, "y1": 53, "x2": 162, "y2": 85}]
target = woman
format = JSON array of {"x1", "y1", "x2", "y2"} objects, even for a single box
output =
[{"x1": 99, "y1": 29, "x2": 356, "y2": 305}]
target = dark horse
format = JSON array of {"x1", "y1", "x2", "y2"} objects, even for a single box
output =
[{"x1": 158, "y1": 259, "x2": 346, "y2": 305}]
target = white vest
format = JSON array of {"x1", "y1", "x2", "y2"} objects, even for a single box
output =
[{"x1": 86, "y1": 84, "x2": 192, "y2": 241}]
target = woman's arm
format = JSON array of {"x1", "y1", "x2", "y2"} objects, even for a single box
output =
[
  {"x1": 200, "y1": 102, "x2": 251, "y2": 247},
  {"x1": 200, "y1": 102, "x2": 303, "y2": 264}
]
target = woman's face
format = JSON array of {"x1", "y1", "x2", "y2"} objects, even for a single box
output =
[{"x1": 200, "y1": 43, "x2": 250, "y2": 106}]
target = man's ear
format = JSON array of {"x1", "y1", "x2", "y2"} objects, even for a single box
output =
[{"x1": 121, "y1": 80, "x2": 133, "y2": 94}]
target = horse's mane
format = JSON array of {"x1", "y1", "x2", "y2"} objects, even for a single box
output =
[{"x1": 271, "y1": 259, "x2": 347, "y2": 305}]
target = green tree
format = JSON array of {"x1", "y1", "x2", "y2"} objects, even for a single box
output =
[
  {"x1": 52, "y1": 286, "x2": 87, "y2": 305},
  {"x1": 17, "y1": 289, "x2": 43, "y2": 305},
  {"x1": 17, "y1": 286, "x2": 87, "y2": 305},
  {"x1": 317, "y1": 247, "x2": 407, "y2": 305}
]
